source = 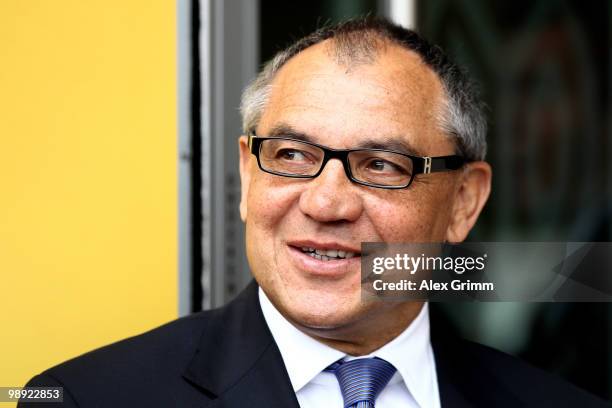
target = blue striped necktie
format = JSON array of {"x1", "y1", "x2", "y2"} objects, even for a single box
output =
[{"x1": 326, "y1": 357, "x2": 397, "y2": 408}]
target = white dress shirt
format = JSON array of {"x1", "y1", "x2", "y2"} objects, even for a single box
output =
[{"x1": 259, "y1": 288, "x2": 441, "y2": 408}]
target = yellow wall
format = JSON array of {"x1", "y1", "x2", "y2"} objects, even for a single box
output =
[{"x1": 0, "y1": 0, "x2": 177, "y2": 397}]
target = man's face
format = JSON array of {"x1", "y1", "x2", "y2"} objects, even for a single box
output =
[{"x1": 239, "y1": 41, "x2": 463, "y2": 333}]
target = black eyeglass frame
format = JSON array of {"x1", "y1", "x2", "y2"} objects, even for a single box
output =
[{"x1": 248, "y1": 134, "x2": 467, "y2": 189}]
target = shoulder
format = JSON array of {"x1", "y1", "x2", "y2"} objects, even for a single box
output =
[
  {"x1": 48, "y1": 310, "x2": 212, "y2": 376},
  {"x1": 21, "y1": 310, "x2": 219, "y2": 407},
  {"x1": 435, "y1": 337, "x2": 609, "y2": 407},
  {"x1": 20, "y1": 282, "x2": 266, "y2": 407}
]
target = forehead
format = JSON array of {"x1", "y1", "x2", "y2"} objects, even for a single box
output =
[{"x1": 259, "y1": 40, "x2": 452, "y2": 155}]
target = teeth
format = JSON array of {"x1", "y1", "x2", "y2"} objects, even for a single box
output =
[
  {"x1": 301, "y1": 247, "x2": 357, "y2": 261},
  {"x1": 325, "y1": 249, "x2": 338, "y2": 257}
]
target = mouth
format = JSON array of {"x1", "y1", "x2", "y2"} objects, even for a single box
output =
[{"x1": 286, "y1": 242, "x2": 361, "y2": 279}]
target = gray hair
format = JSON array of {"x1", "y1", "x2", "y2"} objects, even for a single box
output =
[{"x1": 240, "y1": 17, "x2": 487, "y2": 161}]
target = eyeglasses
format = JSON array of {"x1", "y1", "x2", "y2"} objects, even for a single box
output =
[{"x1": 248, "y1": 134, "x2": 466, "y2": 189}]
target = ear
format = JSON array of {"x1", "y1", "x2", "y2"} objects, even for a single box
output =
[
  {"x1": 238, "y1": 135, "x2": 252, "y2": 222},
  {"x1": 445, "y1": 161, "x2": 492, "y2": 242}
]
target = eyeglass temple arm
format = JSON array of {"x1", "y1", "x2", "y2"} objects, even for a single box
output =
[
  {"x1": 248, "y1": 134, "x2": 257, "y2": 152},
  {"x1": 414, "y1": 155, "x2": 466, "y2": 174}
]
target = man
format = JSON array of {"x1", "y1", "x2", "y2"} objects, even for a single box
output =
[{"x1": 22, "y1": 17, "x2": 606, "y2": 407}]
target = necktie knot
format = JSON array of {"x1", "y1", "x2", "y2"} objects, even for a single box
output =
[{"x1": 326, "y1": 357, "x2": 396, "y2": 408}]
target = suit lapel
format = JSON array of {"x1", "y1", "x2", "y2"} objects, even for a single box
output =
[
  {"x1": 182, "y1": 281, "x2": 299, "y2": 408},
  {"x1": 433, "y1": 344, "x2": 481, "y2": 408},
  {"x1": 206, "y1": 343, "x2": 301, "y2": 408},
  {"x1": 430, "y1": 315, "x2": 522, "y2": 408}
]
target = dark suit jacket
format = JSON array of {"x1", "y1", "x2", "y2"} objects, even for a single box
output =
[{"x1": 21, "y1": 281, "x2": 608, "y2": 407}]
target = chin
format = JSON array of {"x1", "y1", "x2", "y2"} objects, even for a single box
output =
[{"x1": 279, "y1": 291, "x2": 366, "y2": 331}]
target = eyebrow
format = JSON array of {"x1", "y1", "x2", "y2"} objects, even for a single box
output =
[{"x1": 265, "y1": 123, "x2": 424, "y2": 157}]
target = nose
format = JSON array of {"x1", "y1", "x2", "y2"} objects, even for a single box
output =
[{"x1": 299, "y1": 158, "x2": 364, "y2": 223}]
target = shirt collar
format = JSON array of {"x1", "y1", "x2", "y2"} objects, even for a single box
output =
[
  {"x1": 258, "y1": 288, "x2": 436, "y2": 407},
  {"x1": 367, "y1": 301, "x2": 436, "y2": 408},
  {"x1": 258, "y1": 287, "x2": 345, "y2": 391}
]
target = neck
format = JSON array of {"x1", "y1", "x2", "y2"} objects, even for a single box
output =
[{"x1": 298, "y1": 301, "x2": 424, "y2": 356}]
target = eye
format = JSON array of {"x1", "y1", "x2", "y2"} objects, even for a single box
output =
[
  {"x1": 277, "y1": 148, "x2": 309, "y2": 162},
  {"x1": 368, "y1": 159, "x2": 388, "y2": 171},
  {"x1": 365, "y1": 159, "x2": 405, "y2": 174}
]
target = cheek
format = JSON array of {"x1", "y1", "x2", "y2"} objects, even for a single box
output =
[
  {"x1": 246, "y1": 174, "x2": 302, "y2": 233},
  {"x1": 245, "y1": 175, "x2": 303, "y2": 285},
  {"x1": 364, "y1": 198, "x2": 426, "y2": 241},
  {"x1": 363, "y1": 186, "x2": 454, "y2": 242}
]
